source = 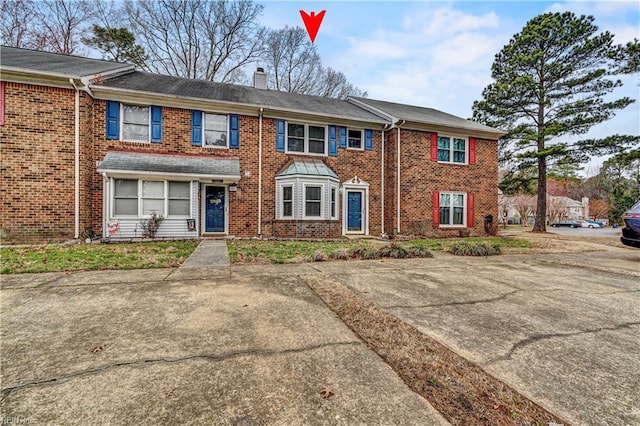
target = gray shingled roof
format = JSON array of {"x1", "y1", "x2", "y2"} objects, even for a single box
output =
[
  {"x1": 350, "y1": 97, "x2": 503, "y2": 136},
  {"x1": 276, "y1": 159, "x2": 338, "y2": 179},
  {"x1": 98, "y1": 71, "x2": 387, "y2": 123},
  {"x1": 98, "y1": 151, "x2": 240, "y2": 178},
  {"x1": 0, "y1": 46, "x2": 132, "y2": 78}
]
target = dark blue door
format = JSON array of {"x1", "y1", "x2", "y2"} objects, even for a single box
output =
[
  {"x1": 205, "y1": 186, "x2": 225, "y2": 233},
  {"x1": 347, "y1": 191, "x2": 362, "y2": 232}
]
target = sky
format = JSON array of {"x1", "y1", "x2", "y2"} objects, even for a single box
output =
[{"x1": 258, "y1": 0, "x2": 640, "y2": 173}]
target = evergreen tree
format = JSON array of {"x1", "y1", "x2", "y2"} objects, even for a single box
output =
[
  {"x1": 473, "y1": 12, "x2": 639, "y2": 232},
  {"x1": 82, "y1": 25, "x2": 148, "y2": 68}
]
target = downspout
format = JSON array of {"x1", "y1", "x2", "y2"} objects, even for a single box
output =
[
  {"x1": 396, "y1": 120, "x2": 405, "y2": 234},
  {"x1": 257, "y1": 107, "x2": 263, "y2": 237},
  {"x1": 102, "y1": 172, "x2": 109, "y2": 240},
  {"x1": 70, "y1": 79, "x2": 80, "y2": 240},
  {"x1": 381, "y1": 127, "x2": 385, "y2": 236}
]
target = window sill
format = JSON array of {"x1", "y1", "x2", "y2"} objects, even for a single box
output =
[
  {"x1": 284, "y1": 151, "x2": 327, "y2": 157},
  {"x1": 437, "y1": 161, "x2": 468, "y2": 166},
  {"x1": 346, "y1": 147, "x2": 364, "y2": 151},
  {"x1": 119, "y1": 139, "x2": 151, "y2": 144},
  {"x1": 203, "y1": 145, "x2": 229, "y2": 149},
  {"x1": 438, "y1": 225, "x2": 467, "y2": 228}
]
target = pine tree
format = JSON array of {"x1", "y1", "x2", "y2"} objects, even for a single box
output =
[{"x1": 473, "y1": 12, "x2": 639, "y2": 232}]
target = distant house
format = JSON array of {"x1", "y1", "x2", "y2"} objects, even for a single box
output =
[
  {"x1": 499, "y1": 191, "x2": 589, "y2": 224},
  {"x1": 1, "y1": 46, "x2": 504, "y2": 242}
]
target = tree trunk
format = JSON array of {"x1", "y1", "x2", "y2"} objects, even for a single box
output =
[{"x1": 533, "y1": 156, "x2": 547, "y2": 232}]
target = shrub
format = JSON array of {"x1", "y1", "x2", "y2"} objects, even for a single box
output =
[
  {"x1": 312, "y1": 250, "x2": 326, "y2": 262},
  {"x1": 140, "y1": 213, "x2": 164, "y2": 238},
  {"x1": 361, "y1": 247, "x2": 382, "y2": 260},
  {"x1": 449, "y1": 241, "x2": 501, "y2": 256},
  {"x1": 404, "y1": 245, "x2": 434, "y2": 258},
  {"x1": 329, "y1": 247, "x2": 350, "y2": 260},
  {"x1": 379, "y1": 243, "x2": 409, "y2": 258}
]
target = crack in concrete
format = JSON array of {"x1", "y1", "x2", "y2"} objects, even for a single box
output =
[
  {"x1": 384, "y1": 289, "x2": 522, "y2": 309},
  {"x1": 0, "y1": 341, "x2": 360, "y2": 400},
  {"x1": 485, "y1": 321, "x2": 640, "y2": 365}
]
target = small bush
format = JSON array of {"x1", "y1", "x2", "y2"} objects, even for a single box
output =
[
  {"x1": 312, "y1": 250, "x2": 326, "y2": 262},
  {"x1": 329, "y1": 247, "x2": 350, "y2": 260},
  {"x1": 361, "y1": 247, "x2": 382, "y2": 260},
  {"x1": 449, "y1": 241, "x2": 501, "y2": 256},
  {"x1": 140, "y1": 213, "x2": 164, "y2": 238},
  {"x1": 379, "y1": 243, "x2": 409, "y2": 258},
  {"x1": 404, "y1": 245, "x2": 434, "y2": 258}
]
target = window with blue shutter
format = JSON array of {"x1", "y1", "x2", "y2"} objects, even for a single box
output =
[
  {"x1": 229, "y1": 114, "x2": 240, "y2": 149},
  {"x1": 150, "y1": 106, "x2": 162, "y2": 143},
  {"x1": 328, "y1": 125, "x2": 337, "y2": 156},
  {"x1": 106, "y1": 101, "x2": 120, "y2": 140},
  {"x1": 276, "y1": 119, "x2": 285, "y2": 152},
  {"x1": 365, "y1": 129, "x2": 373, "y2": 151},
  {"x1": 339, "y1": 126, "x2": 347, "y2": 148},
  {"x1": 191, "y1": 110, "x2": 203, "y2": 146}
]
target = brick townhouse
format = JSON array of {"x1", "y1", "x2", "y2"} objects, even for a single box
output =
[{"x1": 0, "y1": 46, "x2": 503, "y2": 243}]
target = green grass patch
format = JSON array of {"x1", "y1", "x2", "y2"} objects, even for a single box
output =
[{"x1": 1, "y1": 241, "x2": 199, "y2": 274}]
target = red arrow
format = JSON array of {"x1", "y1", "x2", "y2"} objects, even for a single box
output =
[{"x1": 299, "y1": 10, "x2": 326, "y2": 44}]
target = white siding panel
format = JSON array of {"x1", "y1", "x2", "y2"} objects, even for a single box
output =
[
  {"x1": 191, "y1": 181, "x2": 199, "y2": 234},
  {"x1": 107, "y1": 218, "x2": 197, "y2": 239}
]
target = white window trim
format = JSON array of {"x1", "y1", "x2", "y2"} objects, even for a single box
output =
[
  {"x1": 439, "y1": 191, "x2": 467, "y2": 228},
  {"x1": 120, "y1": 103, "x2": 151, "y2": 143},
  {"x1": 111, "y1": 178, "x2": 192, "y2": 219},
  {"x1": 285, "y1": 122, "x2": 328, "y2": 156},
  {"x1": 437, "y1": 135, "x2": 468, "y2": 165},
  {"x1": 346, "y1": 128, "x2": 364, "y2": 151},
  {"x1": 281, "y1": 184, "x2": 294, "y2": 219},
  {"x1": 302, "y1": 182, "x2": 325, "y2": 219},
  {"x1": 203, "y1": 112, "x2": 229, "y2": 149},
  {"x1": 201, "y1": 184, "x2": 229, "y2": 234},
  {"x1": 330, "y1": 185, "x2": 339, "y2": 220}
]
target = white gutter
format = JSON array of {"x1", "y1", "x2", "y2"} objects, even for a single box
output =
[
  {"x1": 258, "y1": 107, "x2": 264, "y2": 237},
  {"x1": 102, "y1": 173, "x2": 109, "y2": 239},
  {"x1": 70, "y1": 79, "x2": 80, "y2": 240},
  {"x1": 381, "y1": 128, "x2": 385, "y2": 236}
]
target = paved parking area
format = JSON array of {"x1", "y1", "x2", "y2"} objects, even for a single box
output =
[
  {"x1": 318, "y1": 248, "x2": 640, "y2": 425},
  {"x1": 1, "y1": 243, "x2": 638, "y2": 425}
]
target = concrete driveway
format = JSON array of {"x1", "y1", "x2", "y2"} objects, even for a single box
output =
[
  {"x1": 1, "y1": 243, "x2": 638, "y2": 425},
  {"x1": 311, "y1": 246, "x2": 640, "y2": 426},
  {"x1": 0, "y1": 268, "x2": 446, "y2": 425}
]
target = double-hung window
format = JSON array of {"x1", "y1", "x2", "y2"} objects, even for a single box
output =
[
  {"x1": 287, "y1": 123, "x2": 327, "y2": 155},
  {"x1": 122, "y1": 105, "x2": 149, "y2": 142},
  {"x1": 437, "y1": 136, "x2": 467, "y2": 164},
  {"x1": 347, "y1": 129, "x2": 363, "y2": 150},
  {"x1": 168, "y1": 182, "x2": 191, "y2": 216},
  {"x1": 204, "y1": 113, "x2": 228, "y2": 148},
  {"x1": 113, "y1": 179, "x2": 138, "y2": 216},
  {"x1": 304, "y1": 185, "x2": 322, "y2": 218},
  {"x1": 282, "y1": 186, "x2": 293, "y2": 218},
  {"x1": 439, "y1": 192, "x2": 465, "y2": 226},
  {"x1": 331, "y1": 188, "x2": 337, "y2": 219}
]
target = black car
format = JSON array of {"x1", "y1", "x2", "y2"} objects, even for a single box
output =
[
  {"x1": 550, "y1": 220, "x2": 579, "y2": 228},
  {"x1": 621, "y1": 201, "x2": 640, "y2": 248}
]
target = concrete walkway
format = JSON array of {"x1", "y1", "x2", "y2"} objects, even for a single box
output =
[{"x1": 168, "y1": 239, "x2": 231, "y2": 280}]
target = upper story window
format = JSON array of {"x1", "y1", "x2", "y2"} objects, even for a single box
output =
[
  {"x1": 347, "y1": 129, "x2": 363, "y2": 150},
  {"x1": 437, "y1": 136, "x2": 467, "y2": 164},
  {"x1": 122, "y1": 105, "x2": 150, "y2": 142},
  {"x1": 204, "y1": 113, "x2": 228, "y2": 148},
  {"x1": 287, "y1": 123, "x2": 327, "y2": 155},
  {"x1": 106, "y1": 101, "x2": 162, "y2": 143}
]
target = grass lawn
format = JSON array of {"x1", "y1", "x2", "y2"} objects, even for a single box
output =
[
  {"x1": 0, "y1": 241, "x2": 199, "y2": 274},
  {"x1": 228, "y1": 236, "x2": 531, "y2": 264}
]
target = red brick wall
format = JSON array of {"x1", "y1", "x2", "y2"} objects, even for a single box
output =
[
  {"x1": 0, "y1": 83, "x2": 76, "y2": 242},
  {"x1": 395, "y1": 128, "x2": 498, "y2": 237},
  {"x1": 2, "y1": 84, "x2": 497, "y2": 242}
]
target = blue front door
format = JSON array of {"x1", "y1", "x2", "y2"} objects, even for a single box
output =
[
  {"x1": 205, "y1": 186, "x2": 225, "y2": 233},
  {"x1": 347, "y1": 191, "x2": 362, "y2": 232}
]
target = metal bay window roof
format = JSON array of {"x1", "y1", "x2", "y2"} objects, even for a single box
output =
[{"x1": 276, "y1": 159, "x2": 339, "y2": 179}]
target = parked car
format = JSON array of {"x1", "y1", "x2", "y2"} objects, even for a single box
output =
[
  {"x1": 621, "y1": 201, "x2": 640, "y2": 248},
  {"x1": 586, "y1": 219, "x2": 605, "y2": 227},
  {"x1": 550, "y1": 220, "x2": 579, "y2": 228},
  {"x1": 576, "y1": 220, "x2": 602, "y2": 228}
]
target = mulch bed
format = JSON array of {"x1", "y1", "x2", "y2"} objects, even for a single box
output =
[{"x1": 302, "y1": 274, "x2": 568, "y2": 426}]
